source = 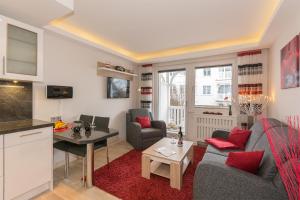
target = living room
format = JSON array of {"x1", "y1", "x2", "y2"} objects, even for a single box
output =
[{"x1": 0, "y1": 0, "x2": 299, "y2": 199}]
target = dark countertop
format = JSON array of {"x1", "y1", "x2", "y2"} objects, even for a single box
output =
[
  {"x1": 54, "y1": 128, "x2": 118, "y2": 144},
  {"x1": 0, "y1": 119, "x2": 53, "y2": 135}
]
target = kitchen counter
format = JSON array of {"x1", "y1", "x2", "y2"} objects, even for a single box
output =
[{"x1": 0, "y1": 119, "x2": 53, "y2": 135}]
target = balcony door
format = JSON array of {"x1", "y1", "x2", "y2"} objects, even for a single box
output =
[{"x1": 158, "y1": 69, "x2": 186, "y2": 133}]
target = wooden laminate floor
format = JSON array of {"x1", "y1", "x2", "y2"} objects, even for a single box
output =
[{"x1": 35, "y1": 141, "x2": 133, "y2": 200}]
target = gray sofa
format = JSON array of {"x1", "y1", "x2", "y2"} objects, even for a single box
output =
[
  {"x1": 126, "y1": 109, "x2": 166, "y2": 150},
  {"x1": 193, "y1": 118, "x2": 289, "y2": 200}
]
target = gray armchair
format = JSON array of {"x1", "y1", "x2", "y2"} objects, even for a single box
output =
[{"x1": 126, "y1": 109, "x2": 166, "y2": 150}]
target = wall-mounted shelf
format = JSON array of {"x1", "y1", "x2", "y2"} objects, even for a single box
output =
[{"x1": 97, "y1": 62, "x2": 137, "y2": 81}]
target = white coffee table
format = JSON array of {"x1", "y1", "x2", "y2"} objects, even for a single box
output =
[{"x1": 141, "y1": 137, "x2": 194, "y2": 190}]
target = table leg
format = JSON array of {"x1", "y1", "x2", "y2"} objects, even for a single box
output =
[
  {"x1": 86, "y1": 143, "x2": 94, "y2": 188},
  {"x1": 170, "y1": 162, "x2": 182, "y2": 190},
  {"x1": 64, "y1": 152, "x2": 69, "y2": 178},
  {"x1": 187, "y1": 146, "x2": 194, "y2": 164},
  {"x1": 141, "y1": 154, "x2": 151, "y2": 179}
]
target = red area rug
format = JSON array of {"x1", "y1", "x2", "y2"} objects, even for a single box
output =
[{"x1": 94, "y1": 146, "x2": 206, "y2": 200}]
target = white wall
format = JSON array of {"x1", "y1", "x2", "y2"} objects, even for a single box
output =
[
  {"x1": 33, "y1": 31, "x2": 138, "y2": 166},
  {"x1": 268, "y1": 9, "x2": 300, "y2": 121}
]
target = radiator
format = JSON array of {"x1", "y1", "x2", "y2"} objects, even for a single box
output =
[{"x1": 193, "y1": 114, "x2": 238, "y2": 141}]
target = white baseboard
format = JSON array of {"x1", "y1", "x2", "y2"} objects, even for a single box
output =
[{"x1": 13, "y1": 182, "x2": 51, "y2": 200}]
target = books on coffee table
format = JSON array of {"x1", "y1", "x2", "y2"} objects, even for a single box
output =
[{"x1": 155, "y1": 147, "x2": 176, "y2": 157}]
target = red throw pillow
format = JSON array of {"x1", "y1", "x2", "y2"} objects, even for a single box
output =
[
  {"x1": 227, "y1": 127, "x2": 252, "y2": 149},
  {"x1": 205, "y1": 138, "x2": 239, "y2": 150},
  {"x1": 136, "y1": 116, "x2": 151, "y2": 128},
  {"x1": 226, "y1": 151, "x2": 264, "y2": 174}
]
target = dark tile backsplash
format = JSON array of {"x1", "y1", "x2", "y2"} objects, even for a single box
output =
[{"x1": 0, "y1": 80, "x2": 32, "y2": 122}]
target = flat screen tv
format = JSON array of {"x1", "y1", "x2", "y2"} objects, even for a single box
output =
[{"x1": 107, "y1": 77, "x2": 130, "y2": 98}]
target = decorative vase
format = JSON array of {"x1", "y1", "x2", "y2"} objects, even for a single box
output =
[
  {"x1": 228, "y1": 105, "x2": 232, "y2": 116},
  {"x1": 177, "y1": 127, "x2": 183, "y2": 147}
]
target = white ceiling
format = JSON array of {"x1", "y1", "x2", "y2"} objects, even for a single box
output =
[
  {"x1": 0, "y1": 0, "x2": 288, "y2": 63},
  {"x1": 60, "y1": 0, "x2": 276, "y2": 53}
]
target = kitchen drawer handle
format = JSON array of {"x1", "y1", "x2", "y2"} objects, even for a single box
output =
[{"x1": 20, "y1": 131, "x2": 43, "y2": 138}]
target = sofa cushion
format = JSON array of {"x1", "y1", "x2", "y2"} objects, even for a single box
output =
[
  {"x1": 226, "y1": 151, "x2": 264, "y2": 174},
  {"x1": 245, "y1": 121, "x2": 265, "y2": 151},
  {"x1": 205, "y1": 138, "x2": 239, "y2": 150},
  {"x1": 141, "y1": 128, "x2": 162, "y2": 139},
  {"x1": 202, "y1": 152, "x2": 227, "y2": 164},
  {"x1": 245, "y1": 118, "x2": 287, "y2": 151},
  {"x1": 228, "y1": 128, "x2": 251, "y2": 149},
  {"x1": 206, "y1": 144, "x2": 241, "y2": 157},
  {"x1": 253, "y1": 130, "x2": 278, "y2": 180},
  {"x1": 136, "y1": 116, "x2": 151, "y2": 128}
]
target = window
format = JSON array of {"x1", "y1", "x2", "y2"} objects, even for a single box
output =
[
  {"x1": 218, "y1": 84, "x2": 231, "y2": 94},
  {"x1": 218, "y1": 67, "x2": 232, "y2": 79},
  {"x1": 203, "y1": 68, "x2": 211, "y2": 76},
  {"x1": 225, "y1": 67, "x2": 231, "y2": 79},
  {"x1": 195, "y1": 65, "x2": 232, "y2": 107},
  {"x1": 202, "y1": 85, "x2": 211, "y2": 95}
]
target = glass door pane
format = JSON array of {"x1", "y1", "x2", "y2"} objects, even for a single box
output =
[
  {"x1": 158, "y1": 70, "x2": 186, "y2": 133},
  {"x1": 6, "y1": 24, "x2": 37, "y2": 76}
]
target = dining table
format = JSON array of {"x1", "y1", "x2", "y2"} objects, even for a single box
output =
[{"x1": 53, "y1": 128, "x2": 119, "y2": 188}]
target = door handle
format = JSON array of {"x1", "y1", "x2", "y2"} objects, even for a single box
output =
[{"x1": 20, "y1": 131, "x2": 43, "y2": 138}]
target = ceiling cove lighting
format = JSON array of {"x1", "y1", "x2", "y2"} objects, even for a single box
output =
[
  {"x1": 49, "y1": 0, "x2": 283, "y2": 62},
  {"x1": 50, "y1": 19, "x2": 137, "y2": 59},
  {"x1": 0, "y1": 85, "x2": 24, "y2": 89}
]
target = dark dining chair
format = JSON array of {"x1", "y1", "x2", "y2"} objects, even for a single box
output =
[
  {"x1": 79, "y1": 114, "x2": 94, "y2": 126},
  {"x1": 53, "y1": 140, "x2": 70, "y2": 178},
  {"x1": 66, "y1": 116, "x2": 110, "y2": 186},
  {"x1": 93, "y1": 116, "x2": 110, "y2": 165},
  {"x1": 53, "y1": 114, "x2": 94, "y2": 184},
  {"x1": 68, "y1": 116, "x2": 110, "y2": 155}
]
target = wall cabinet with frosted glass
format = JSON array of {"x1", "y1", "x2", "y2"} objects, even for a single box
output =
[{"x1": 0, "y1": 15, "x2": 43, "y2": 82}]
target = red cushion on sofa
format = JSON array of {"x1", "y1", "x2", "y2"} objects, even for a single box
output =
[
  {"x1": 227, "y1": 127, "x2": 252, "y2": 149},
  {"x1": 205, "y1": 138, "x2": 239, "y2": 150},
  {"x1": 226, "y1": 151, "x2": 264, "y2": 174},
  {"x1": 136, "y1": 116, "x2": 151, "y2": 128}
]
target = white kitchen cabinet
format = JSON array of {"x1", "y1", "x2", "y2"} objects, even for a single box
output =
[
  {"x1": 0, "y1": 15, "x2": 43, "y2": 82},
  {"x1": 4, "y1": 127, "x2": 52, "y2": 200}
]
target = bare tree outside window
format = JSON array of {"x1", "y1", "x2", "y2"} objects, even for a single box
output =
[{"x1": 158, "y1": 70, "x2": 186, "y2": 133}]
